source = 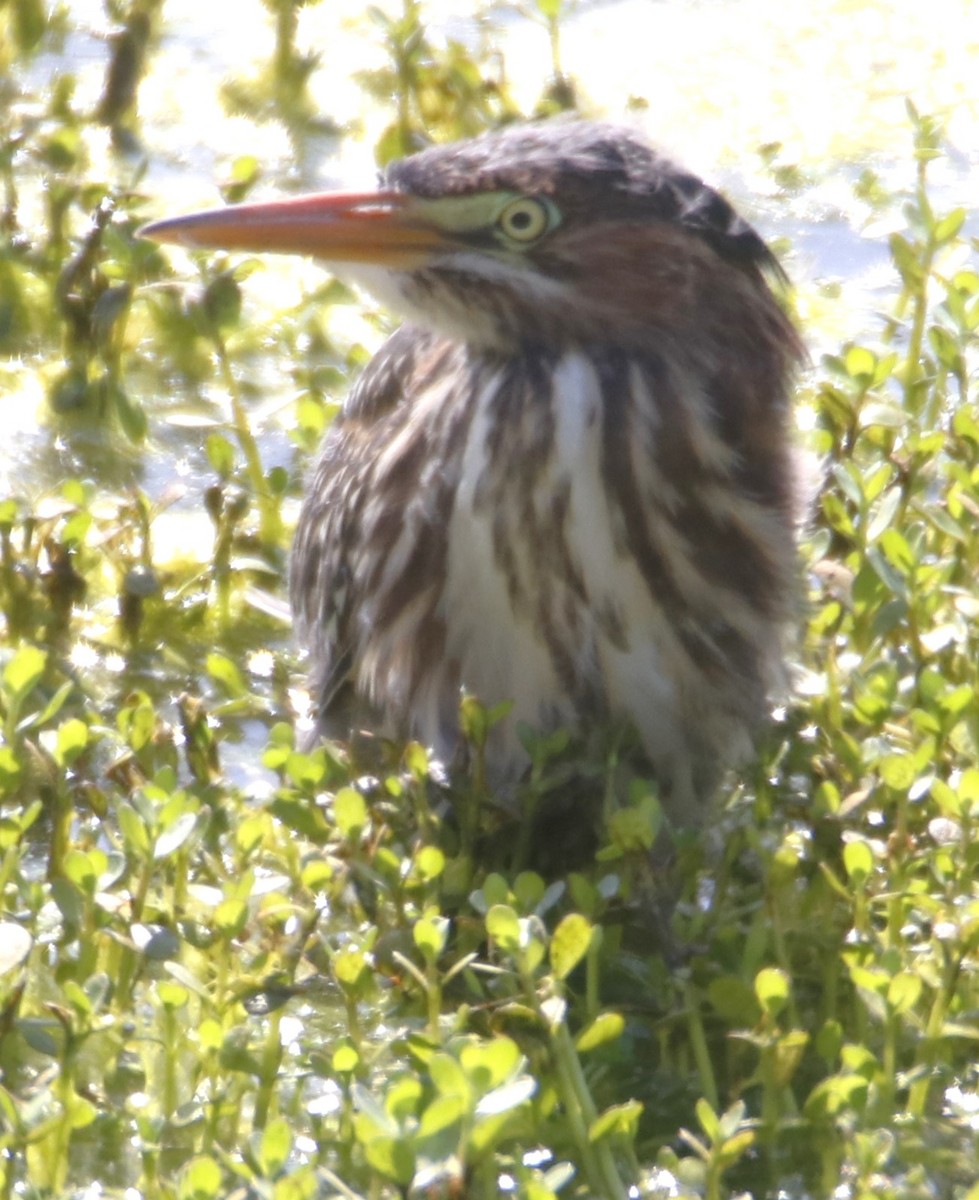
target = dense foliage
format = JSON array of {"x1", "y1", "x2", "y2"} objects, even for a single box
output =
[{"x1": 0, "y1": 2, "x2": 977, "y2": 1198}]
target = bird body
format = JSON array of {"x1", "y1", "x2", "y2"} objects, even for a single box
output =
[{"x1": 142, "y1": 121, "x2": 803, "y2": 822}]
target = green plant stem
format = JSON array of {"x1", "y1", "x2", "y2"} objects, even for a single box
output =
[
  {"x1": 160, "y1": 1001, "x2": 179, "y2": 1117},
  {"x1": 584, "y1": 931, "x2": 600, "y2": 1023},
  {"x1": 544, "y1": 1011, "x2": 630, "y2": 1200},
  {"x1": 254, "y1": 1008, "x2": 284, "y2": 1129},
  {"x1": 907, "y1": 955, "x2": 956, "y2": 1117},
  {"x1": 510, "y1": 783, "x2": 540, "y2": 875},
  {"x1": 902, "y1": 242, "x2": 935, "y2": 416},
  {"x1": 683, "y1": 980, "x2": 719, "y2": 1113},
  {"x1": 214, "y1": 330, "x2": 283, "y2": 551},
  {"x1": 759, "y1": 1042, "x2": 779, "y2": 1137},
  {"x1": 425, "y1": 962, "x2": 442, "y2": 1038}
]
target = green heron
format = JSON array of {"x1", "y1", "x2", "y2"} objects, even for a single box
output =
[{"x1": 142, "y1": 120, "x2": 803, "y2": 823}]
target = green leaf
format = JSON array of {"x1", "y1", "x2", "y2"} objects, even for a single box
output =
[
  {"x1": 403, "y1": 740, "x2": 429, "y2": 779},
  {"x1": 206, "y1": 652, "x2": 246, "y2": 697},
  {"x1": 716, "y1": 1099, "x2": 748, "y2": 1142},
  {"x1": 859, "y1": 401, "x2": 907, "y2": 430},
  {"x1": 754, "y1": 967, "x2": 790, "y2": 1018},
  {"x1": 535, "y1": 0, "x2": 564, "y2": 19},
  {"x1": 358, "y1": 1135, "x2": 414, "y2": 1186},
  {"x1": 887, "y1": 972, "x2": 923, "y2": 1015},
  {"x1": 413, "y1": 914, "x2": 449, "y2": 964},
  {"x1": 3, "y1": 645, "x2": 46, "y2": 702},
  {"x1": 258, "y1": 1116, "x2": 292, "y2": 1177},
  {"x1": 843, "y1": 839, "x2": 874, "y2": 885},
  {"x1": 549, "y1": 912, "x2": 592, "y2": 979},
  {"x1": 180, "y1": 1154, "x2": 223, "y2": 1200},
  {"x1": 772, "y1": 1030, "x2": 810, "y2": 1085},
  {"x1": 878, "y1": 754, "x2": 916, "y2": 791},
  {"x1": 707, "y1": 975, "x2": 760, "y2": 1023},
  {"x1": 351, "y1": 1082, "x2": 399, "y2": 1137},
  {"x1": 117, "y1": 802, "x2": 151, "y2": 856},
  {"x1": 411, "y1": 845, "x2": 445, "y2": 883},
  {"x1": 843, "y1": 344, "x2": 876, "y2": 379},
  {"x1": 866, "y1": 486, "x2": 902, "y2": 542},
  {"x1": 929, "y1": 324, "x2": 963, "y2": 370},
  {"x1": 11, "y1": 0, "x2": 47, "y2": 51},
  {"x1": 214, "y1": 899, "x2": 248, "y2": 938},
  {"x1": 112, "y1": 384, "x2": 149, "y2": 442},
  {"x1": 333, "y1": 787, "x2": 368, "y2": 839},
  {"x1": 506, "y1": 874, "x2": 543, "y2": 915},
  {"x1": 332, "y1": 1042, "x2": 360, "y2": 1074},
  {"x1": 460, "y1": 1037, "x2": 522, "y2": 1092},
  {"x1": 202, "y1": 271, "x2": 242, "y2": 329},
  {"x1": 428, "y1": 1052, "x2": 470, "y2": 1101},
  {"x1": 805, "y1": 1073, "x2": 870, "y2": 1119},
  {"x1": 67, "y1": 1095, "x2": 98, "y2": 1130},
  {"x1": 933, "y1": 207, "x2": 965, "y2": 244},
  {"x1": 607, "y1": 805, "x2": 656, "y2": 852},
  {"x1": 205, "y1": 433, "x2": 237, "y2": 479},
  {"x1": 157, "y1": 981, "x2": 189, "y2": 1009},
  {"x1": 332, "y1": 944, "x2": 370, "y2": 993},
  {"x1": 575, "y1": 1011, "x2": 625, "y2": 1052},
  {"x1": 418, "y1": 1091, "x2": 465, "y2": 1136},
  {"x1": 889, "y1": 232, "x2": 924, "y2": 287},
  {"x1": 486, "y1": 904, "x2": 521, "y2": 954},
  {"x1": 695, "y1": 1097, "x2": 720, "y2": 1141},
  {"x1": 589, "y1": 1099, "x2": 643, "y2": 1143},
  {"x1": 479, "y1": 873, "x2": 511, "y2": 908},
  {"x1": 877, "y1": 528, "x2": 915, "y2": 574},
  {"x1": 63, "y1": 849, "x2": 99, "y2": 893},
  {"x1": 459, "y1": 693, "x2": 490, "y2": 747},
  {"x1": 959, "y1": 768, "x2": 979, "y2": 807},
  {"x1": 54, "y1": 717, "x2": 89, "y2": 766},
  {"x1": 815, "y1": 1018, "x2": 844, "y2": 1064},
  {"x1": 715, "y1": 1128, "x2": 757, "y2": 1169},
  {"x1": 385, "y1": 1074, "x2": 423, "y2": 1121},
  {"x1": 0, "y1": 746, "x2": 23, "y2": 795}
]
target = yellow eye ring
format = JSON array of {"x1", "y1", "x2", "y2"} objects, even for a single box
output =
[{"x1": 497, "y1": 196, "x2": 552, "y2": 243}]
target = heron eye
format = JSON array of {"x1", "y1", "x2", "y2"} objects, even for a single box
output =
[{"x1": 497, "y1": 197, "x2": 552, "y2": 244}]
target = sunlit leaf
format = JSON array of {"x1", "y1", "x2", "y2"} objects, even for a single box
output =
[
  {"x1": 411, "y1": 845, "x2": 445, "y2": 883},
  {"x1": 428, "y1": 1052, "x2": 469, "y2": 1102},
  {"x1": 180, "y1": 1155, "x2": 222, "y2": 1200},
  {"x1": 413, "y1": 914, "x2": 449, "y2": 963},
  {"x1": 117, "y1": 803, "x2": 151, "y2": 856},
  {"x1": 485, "y1": 904, "x2": 521, "y2": 954},
  {"x1": 549, "y1": 912, "x2": 592, "y2": 979},
  {"x1": 3, "y1": 645, "x2": 46, "y2": 701},
  {"x1": 206, "y1": 652, "x2": 247, "y2": 697},
  {"x1": 589, "y1": 1098, "x2": 642, "y2": 1143},
  {"x1": 754, "y1": 967, "x2": 790, "y2": 1018},
  {"x1": 575, "y1": 1010, "x2": 625, "y2": 1052},
  {"x1": 258, "y1": 1116, "x2": 292, "y2": 1177},
  {"x1": 54, "y1": 717, "x2": 88, "y2": 766},
  {"x1": 333, "y1": 787, "x2": 368, "y2": 839},
  {"x1": 843, "y1": 840, "x2": 874, "y2": 884}
]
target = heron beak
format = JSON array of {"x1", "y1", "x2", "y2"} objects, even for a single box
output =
[{"x1": 139, "y1": 191, "x2": 451, "y2": 269}]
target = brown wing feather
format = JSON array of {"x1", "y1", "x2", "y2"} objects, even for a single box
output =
[{"x1": 290, "y1": 324, "x2": 460, "y2": 740}]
